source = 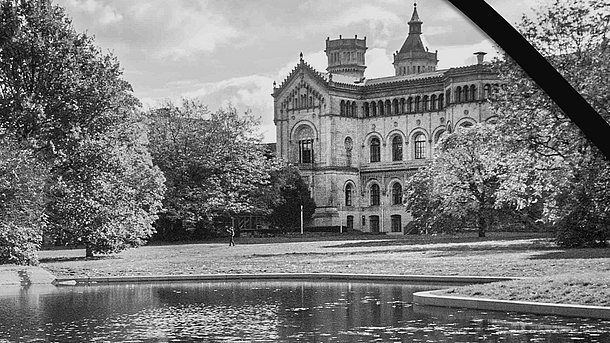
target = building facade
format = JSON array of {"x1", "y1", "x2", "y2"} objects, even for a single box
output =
[{"x1": 272, "y1": 5, "x2": 499, "y2": 233}]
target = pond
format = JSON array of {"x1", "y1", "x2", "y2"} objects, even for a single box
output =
[{"x1": 0, "y1": 281, "x2": 608, "y2": 342}]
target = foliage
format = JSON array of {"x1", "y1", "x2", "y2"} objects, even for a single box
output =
[
  {"x1": 0, "y1": 0, "x2": 165, "y2": 257},
  {"x1": 404, "y1": 125, "x2": 527, "y2": 237},
  {"x1": 490, "y1": 0, "x2": 610, "y2": 247},
  {"x1": 47, "y1": 117, "x2": 165, "y2": 257},
  {"x1": 0, "y1": 137, "x2": 47, "y2": 264},
  {"x1": 148, "y1": 99, "x2": 273, "y2": 236},
  {"x1": 264, "y1": 164, "x2": 316, "y2": 231}
]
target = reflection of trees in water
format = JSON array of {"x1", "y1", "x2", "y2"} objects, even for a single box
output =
[{"x1": 1, "y1": 282, "x2": 609, "y2": 342}]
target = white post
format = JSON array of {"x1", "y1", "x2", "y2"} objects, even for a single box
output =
[{"x1": 300, "y1": 205, "x2": 304, "y2": 235}]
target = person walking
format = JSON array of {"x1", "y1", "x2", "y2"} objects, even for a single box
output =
[{"x1": 227, "y1": 226, "x2": 235, "y2": 247}]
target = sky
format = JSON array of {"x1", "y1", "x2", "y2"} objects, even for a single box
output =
[{"x1": 54, "y1": 0, "x2": 541, "y2": 143}]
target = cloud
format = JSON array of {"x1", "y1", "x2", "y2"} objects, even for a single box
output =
[
  {"x1": 437, "y1": 39, "x2": 500, "y2": 68},
  {"x1": 61, "y1": 0, "x2": 123, "y2": 25},
  {"x1": 181, "y1": 75, "x2": 276, "y2": 141},
  {"x1": 57, "y1": 0, "x2": 241, "y2": 59}
]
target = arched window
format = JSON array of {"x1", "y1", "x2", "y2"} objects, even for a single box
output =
[
  {"x1": 400, "y1": 98, "x2": 406, "y2": 113},
  {"x1": 445, "y1": 90, "x2": 451, "y2": 105},
  {"x1": 393, "y1": 99, "x2": 399, "y2": 114},
  {"x1": 340, "y1": 100, "x2": 345, "y2": 116},
  {"x1": 456, "y1": 86, "x2": 462, "y2": 103},
  {"x1": 470, "y1": 85, "x2": 476, "y2": 101},
  {"x1": 364, "y1": 102, "x2": 370, "y2": 117},
  {"x1": 415, "y1": 96, "x2": 421, "y2": 112},
  {"x1": 385, "y1": 100, "x2": 392, "y2": 115},
  {"x1": 309, "y1": 96, "x2": 313, "y2": 108},
  {"x1": 414, "y1": 133, "x2": 426, "y2": 159},
  {"x1": 423, "y1": 95, "x2": 429, "y2": 111},
  {"x1": 378, "y1": 100, "x2": 384, "y2": 116},
  {"x1": 296, "y1": 125, "x2": 314, "y2": 164},
  {"x1": 407, "y1": 97, "x2": 413, "y2": 113},
  {"x1": 371, "y1": 102, "x2": 377, "y2": 117},
  {"x1": 430, "y1": 94, "x2": 437, "y2": 111},
  {"x1": 370, "y1": 184, "x2": 380, "y2": 206},
  {"x1": 351, "y1": 102, "x2": 357, "y2": 117},
  {"x1": 438, "y1": 94, "x2": 445, "y2": 109},
  {"x1": 370, "y1": 137, "x2": 381, "y2": 162},
  {"x1": 483, "y1": 84, "x2": 491, "y2": 98},
  {"x1": 392, "y1": 183, "x2": 403, "y2": 205},
  {"x1": 345, "y1": 184, "x2": 353, "y2": 207},
  {"x1": 392, "y1": 135, "x2": 403, "y2": 161}
]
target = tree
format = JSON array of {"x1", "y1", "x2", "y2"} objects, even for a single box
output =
[
  {"x1": 148, "y1": 99, "x2": 273, "y2": 237},
  {"x1": 405, "y1": 125, "x2": 510, "y2": 237},
  {"x1": 0, "y1": 136, "x2": 47, "y2": 264},
  {"x1": 490, "y1": 0, "x2": 610, "y2": 247},
  {"x1": 264, "y1": 164, "x2": 316, "y2": 232},
  {"x1": 0, "y1": 0, "x2": 165, "y2": 257}
]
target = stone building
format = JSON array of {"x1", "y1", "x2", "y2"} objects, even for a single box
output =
[{"x1": 272, "y1": 4, "x2": 499, "y2": 233}]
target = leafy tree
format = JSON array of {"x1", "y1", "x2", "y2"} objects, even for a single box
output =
[
  {"x1": 148, "y1": 99, "x2": 273, "y2": 237},
  {"x1": 490, "y1": 0, "x2": 610, "y2": 247},
  {"x1": 0, "y1": 136, "x2": 47, "y2": 264},
  {"x1": 264, "y1": 164, "x2": 316, "y2": 232},
  {"x1": 405, "y1": 125, "x2": 510, "y2": 237},
  {"x1": 0, "y1": 0, "x2": 165, "y2": 257}
]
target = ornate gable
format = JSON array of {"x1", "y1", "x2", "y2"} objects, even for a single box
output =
[{"x1": 273, "y1": 56, "x2": 329, "y2": 112}]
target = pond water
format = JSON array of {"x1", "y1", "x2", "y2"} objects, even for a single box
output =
[{"x1": 0, "y1": 281, "x2": 608, "y2": 342}]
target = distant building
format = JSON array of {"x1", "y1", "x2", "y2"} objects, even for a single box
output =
[{"x1": 272, "y1": 4, "x2": 499, "y2": 233}]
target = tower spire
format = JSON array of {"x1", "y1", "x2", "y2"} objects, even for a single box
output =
[{"x1": 392, "y1": 2, "x2": 438, "y2": 76}]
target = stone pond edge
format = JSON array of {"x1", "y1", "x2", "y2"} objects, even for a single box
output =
[
  {"x1": 51, "y1": 272, "x2": 610, "y2": 320},
  {"x1": 412, "y1": 289, "x2": 610, "y2": 320}
]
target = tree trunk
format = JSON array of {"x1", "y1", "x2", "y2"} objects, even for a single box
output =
[
  {"x1": 85, "y1": 243, "x2": 94, "y2": 258},
  {"x1": 478, "y1": 213, "x2": 486, "y2": 238}
]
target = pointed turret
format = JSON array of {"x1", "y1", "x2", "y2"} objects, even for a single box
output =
[{"x1": 393, "y1": 3, "x2": 438, "y2": 76}]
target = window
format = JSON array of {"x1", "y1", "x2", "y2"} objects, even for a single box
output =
[
  {"x1": 415, "y1": 96, "x2": 421, "y2": 112},
  {"x1": 456, "y1": 86, "x2": 462, "y2": 103},
  {"x1": 370, "y1": 184, "x2": 380, "y2": 206},
  {"x1": 392, "y1": 183, "x2": 403, "y2": 205},
  {"x1": 464, "y1": 86, "x2": 469, "y2": 102},
  {"x1": 391, "y1": 215, "x2": 402, "y2": 233},
  {"x1": 400, "y1": 98, "x2": 406, "y2": 113},
  {"x1": 407, "y1": 97, "x2": 413, "y2": 113},
  {"x1": 470, "y1": 85, "x2": 477, "y2": 101},
  {"x1": 351, "y1": 102, "x2": 357, "y2": 117},
  {"x1": 371, "y1": 102, "x2": 377, "y2": 116},
  {"x1": 423, "y1": 95, "x2": 429, "y2": 111},
  {"x1": 385, "y1": 100, "x2": 392, "y2": 115},
  {"x1": 430, "y1": 94, "x2": 437, "y2": 111},
  {"x1": 392, "y1": 135, "x2": 403, "y2": 161},
  {"x1": 299, "y1": 139, "x2": 313, "y2": 163},
  {"x1": 393, "y1": 99, "x2": 399, "y2": 114},
  {"x1": 364, "y1": 102, "x2": 370, "y2": 117},
  {"x1": 370, "y1": 215, "x2": 380, "y2": 233},
  {"x1": 346, "y1": 216, "x2": 354, "y2": 230},
  {"x1": 439, "y1": 94, "x2": 445, "y2": 109},
  {"x1": 345, "y1": 183, "x2": 353, "y2": 207},
  {"x1": 414, "y1": 134, "x2": 426, "y2": 159},
  {"x1": 378, "y1": 100, "x2": 384, "y2": 116},
  {"x1": 340, "y1": 100, "x2": 345, "y2": 115},
  {"x1": 483, "y1": 84, "x2": 491, "y2": 98},
  {"x1": 370, "y1": 137, "x2": 380, "y2": 162}
]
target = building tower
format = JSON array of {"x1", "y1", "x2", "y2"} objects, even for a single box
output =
[
  {"x1": 393, "y1": 3, "x2": 438, "y2": 76},
  {"x1": 325, "y1": 35, "x2": 368, "y2": 80}
]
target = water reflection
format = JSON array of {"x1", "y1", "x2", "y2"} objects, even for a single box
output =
[{"x1": 0, "y1": 281, "x2": 608, "y2": 342}]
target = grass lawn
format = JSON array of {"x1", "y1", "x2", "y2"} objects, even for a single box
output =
[{"x1": 37, "y1": 231, "x2": 610, "y2": 307}]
